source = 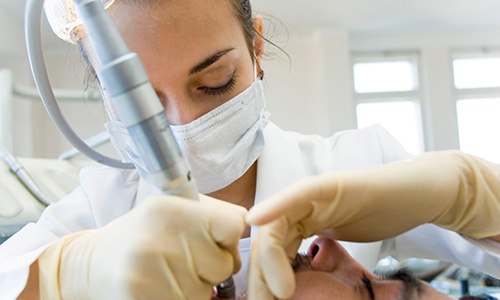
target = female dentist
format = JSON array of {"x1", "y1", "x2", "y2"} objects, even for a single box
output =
[{"x1": 0, "y1": 0, "x2": 499, "y2": 299}]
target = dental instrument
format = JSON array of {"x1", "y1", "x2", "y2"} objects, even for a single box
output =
[{"x1": 0, "y1": 144, "x2": 55, "y2": 206}]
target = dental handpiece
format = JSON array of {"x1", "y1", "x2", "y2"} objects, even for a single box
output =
[
  {"x1": 0, "y1": 144, "x2": 55, "y2": 206},
  {"x1": 74, "y1": 0, "x2": 196, "y2": 198},
  {"x1": 74, "y1": 0, "x2": 234, "y2": 297}
]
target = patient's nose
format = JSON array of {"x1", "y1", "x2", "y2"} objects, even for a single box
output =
[{"x1": 308, "y1": 237, "x2": 345, "y2": 272}]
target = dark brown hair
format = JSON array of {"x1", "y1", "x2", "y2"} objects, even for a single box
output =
[{"x1": 228, "y1": 0, "x2": 256, "y2": 59}]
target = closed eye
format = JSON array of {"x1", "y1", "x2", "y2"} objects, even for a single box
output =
[
  {"x1": 362, "y1": 274, "x2": 375, "y2": 300},
  {"x1": 199, "y1": 73, "x2": 237, "y2": 96}
]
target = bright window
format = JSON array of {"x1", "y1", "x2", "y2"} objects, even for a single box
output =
[
  {"x1": 352, "y1": 54, "x2": 424, "y2": 154},
  {"x1": 456, "y1": 98, "x2": 500, "y2": 163},
  {"x1": 453, "y1": 53, "x2": 500, "y2": 163},
  {"x1": 453, "y1": 58, "x2": 500, "y2": 89},
  {"x1": 353, "y1": 61, "x2": 416, "y2": 93}
]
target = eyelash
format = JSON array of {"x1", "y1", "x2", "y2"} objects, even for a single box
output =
[
  {"x1": 362, "y1": 274, "x2": 375, "y2": 300},
  {"x1": 200, "y1": 73, "x2": 237, "y2": 96}
]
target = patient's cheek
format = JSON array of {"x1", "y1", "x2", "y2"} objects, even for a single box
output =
[{"x1": 290, "y1": 272, "x2": 350, "y2": 300}]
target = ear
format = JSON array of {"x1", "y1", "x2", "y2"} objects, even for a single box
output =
[{"x1": 252, "y1": 16, "x2": 265, "y2": 68}]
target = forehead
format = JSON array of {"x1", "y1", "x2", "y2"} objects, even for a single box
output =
[{"x1": 108, "y1": 0, "x2": 246, "y2": 77}]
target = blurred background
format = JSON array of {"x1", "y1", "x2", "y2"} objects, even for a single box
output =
[{"x1": 1, "y1": 0, "x2": 500, "y2": 161}]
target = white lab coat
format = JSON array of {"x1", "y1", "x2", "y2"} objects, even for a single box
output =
[{"x1": 1, "y1": 122, "x2": 499, "y2": 299}]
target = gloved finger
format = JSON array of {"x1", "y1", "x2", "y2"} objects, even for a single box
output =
[
  {"x1": 199, "y1": 201, "x2": 246, "y2": 282},
  {"x1": 182, "y1": 284, "x2": 213, "y2": 300},
  {"x1": 227, "y1": 239, "x2": 243, "y2": 274},
  {"x1": 261, "y1": 215, "x2": 304, "y2": 260},
  {"x1": 248, "y1": 235, "x2": 279, "y2": 300},
  {"x1": 127, "y1": 254, "x2": 213, "y2": 300},
  {"x1": 174, "y1": 268, "x2": 214, "y2": 300},
  {"x1": 247, "y1": 270, "x2": 276, "y2": 300},
  {"x1": 258, "y1": 223, "x2": 296, "y2": 299},
  {"x1": 285, "y1": 235, "x2": 304, "y2": 260},
  {"x1": 207, "y1": 200, "x2": 247, "y2": 245},
  {"x1": 246, "y1": 174, "x2": 338, "y2": 226},
  {"x1": 191, "y1": 235, "x2": 238, "y2": 284}
]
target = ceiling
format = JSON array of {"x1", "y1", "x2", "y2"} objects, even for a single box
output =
[
  {"x1": 252, "y1": 0, "x2": 500, "y2": 36},
  {"x1": 2, "y1": 0, "x2": 500, "y2": 53}
]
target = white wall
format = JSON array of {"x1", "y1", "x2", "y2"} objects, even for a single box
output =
[
  {"x1": 0, "y1": 1, "x2": 109, "y2": 159},
  {"x1": 262, "y1": 27, "x2": 356, "y2": 137},
  {"x1": 3, "y1": 7, "x2": 500, "y2": 158},
  {"x1": 1, "y1": 47, "x2": 108, "y2": 158}
]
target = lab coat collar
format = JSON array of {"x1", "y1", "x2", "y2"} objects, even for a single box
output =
[
  {"x1": 255, "y1": 122, "x2": 307, "y2": 204},
  {"x1": 251, "y1": 122, "x2": 307, "y2": 237}
]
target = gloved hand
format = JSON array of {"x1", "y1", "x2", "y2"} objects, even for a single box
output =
[
  {"x1": 246, "y1": 150, "x2": 500, "y2": 300},
  {"x1": 38, "y1": 194, "x2": 247, "y2": 300}
]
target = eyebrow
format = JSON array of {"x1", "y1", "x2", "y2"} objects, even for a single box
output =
[
  {"x1": 382, "y1": 268, "x2": 424, "y2": 300},
  {"x1": 188, "y1": 48, "x2": 235, "y2": 75}
]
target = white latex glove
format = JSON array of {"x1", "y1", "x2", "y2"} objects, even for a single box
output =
[
  {"x1": 246, "y1": 150, "x2": 500, "y2": 300},
  {"x1": 38, "y1": 194, "x2": 247, "y2": 300}
]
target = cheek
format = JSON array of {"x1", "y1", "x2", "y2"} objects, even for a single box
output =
[{"x1": 291, "y1": 272, "x2": 358, "y2": 300}]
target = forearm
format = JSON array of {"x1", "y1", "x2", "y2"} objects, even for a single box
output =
[{"x1": 18, "y1": 261, "x2": 40, "y2": 300}]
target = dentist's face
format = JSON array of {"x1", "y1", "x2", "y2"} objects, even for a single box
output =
[
  {"x1": 108, "y1": 0, "x2": 256, "y2": 125},
  {"x1": 290, "y1": 237, "x2": 452, "y2": 300}
]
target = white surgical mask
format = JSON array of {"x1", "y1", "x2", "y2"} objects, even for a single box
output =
[
  {"x1": 105, "y1": 79, "x2": 269, "y2": 194},
  {"x1": 170, "y1": 80, "x2": 269, "y2": 193}
]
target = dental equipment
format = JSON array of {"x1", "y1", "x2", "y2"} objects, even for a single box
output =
[
  {"x1": 25, "y1": 0, "x2": 234, "y2": 295},
  {"x1": 0, "y1": 144, "x2": 55, "y2": 206}
]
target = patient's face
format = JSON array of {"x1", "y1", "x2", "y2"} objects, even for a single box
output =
[{"x1": 290, "y1": 237, "x2": 452, "y2": 300}]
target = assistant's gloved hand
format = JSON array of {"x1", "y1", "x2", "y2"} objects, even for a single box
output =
[
  {"x1": 246, "y1": 150, "x2": 500, "y2": 300},
  {"x1": 38, "y1": 194, "x2": 247, "y2": 300}
]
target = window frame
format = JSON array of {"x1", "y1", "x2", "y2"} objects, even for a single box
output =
[
  {"x1": 351, "y1": 51, "x2": 426, "y2": 153},
  {"x1": 451, "y1": 49, "x2": 500, "y2": 163},
  {"x1": 452, "y1": 49, "x2": 500, "y2": 100}
]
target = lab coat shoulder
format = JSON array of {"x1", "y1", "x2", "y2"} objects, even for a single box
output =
[
  {"x1": 282, "y1": 124, "x2": 410, "y2": 174},
  {"x1": 77, "y1": 165, "x2": 141, "y2": 226},
  {"x1": 36, "y1": 165, "x2": 140, "y2": 233}
]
